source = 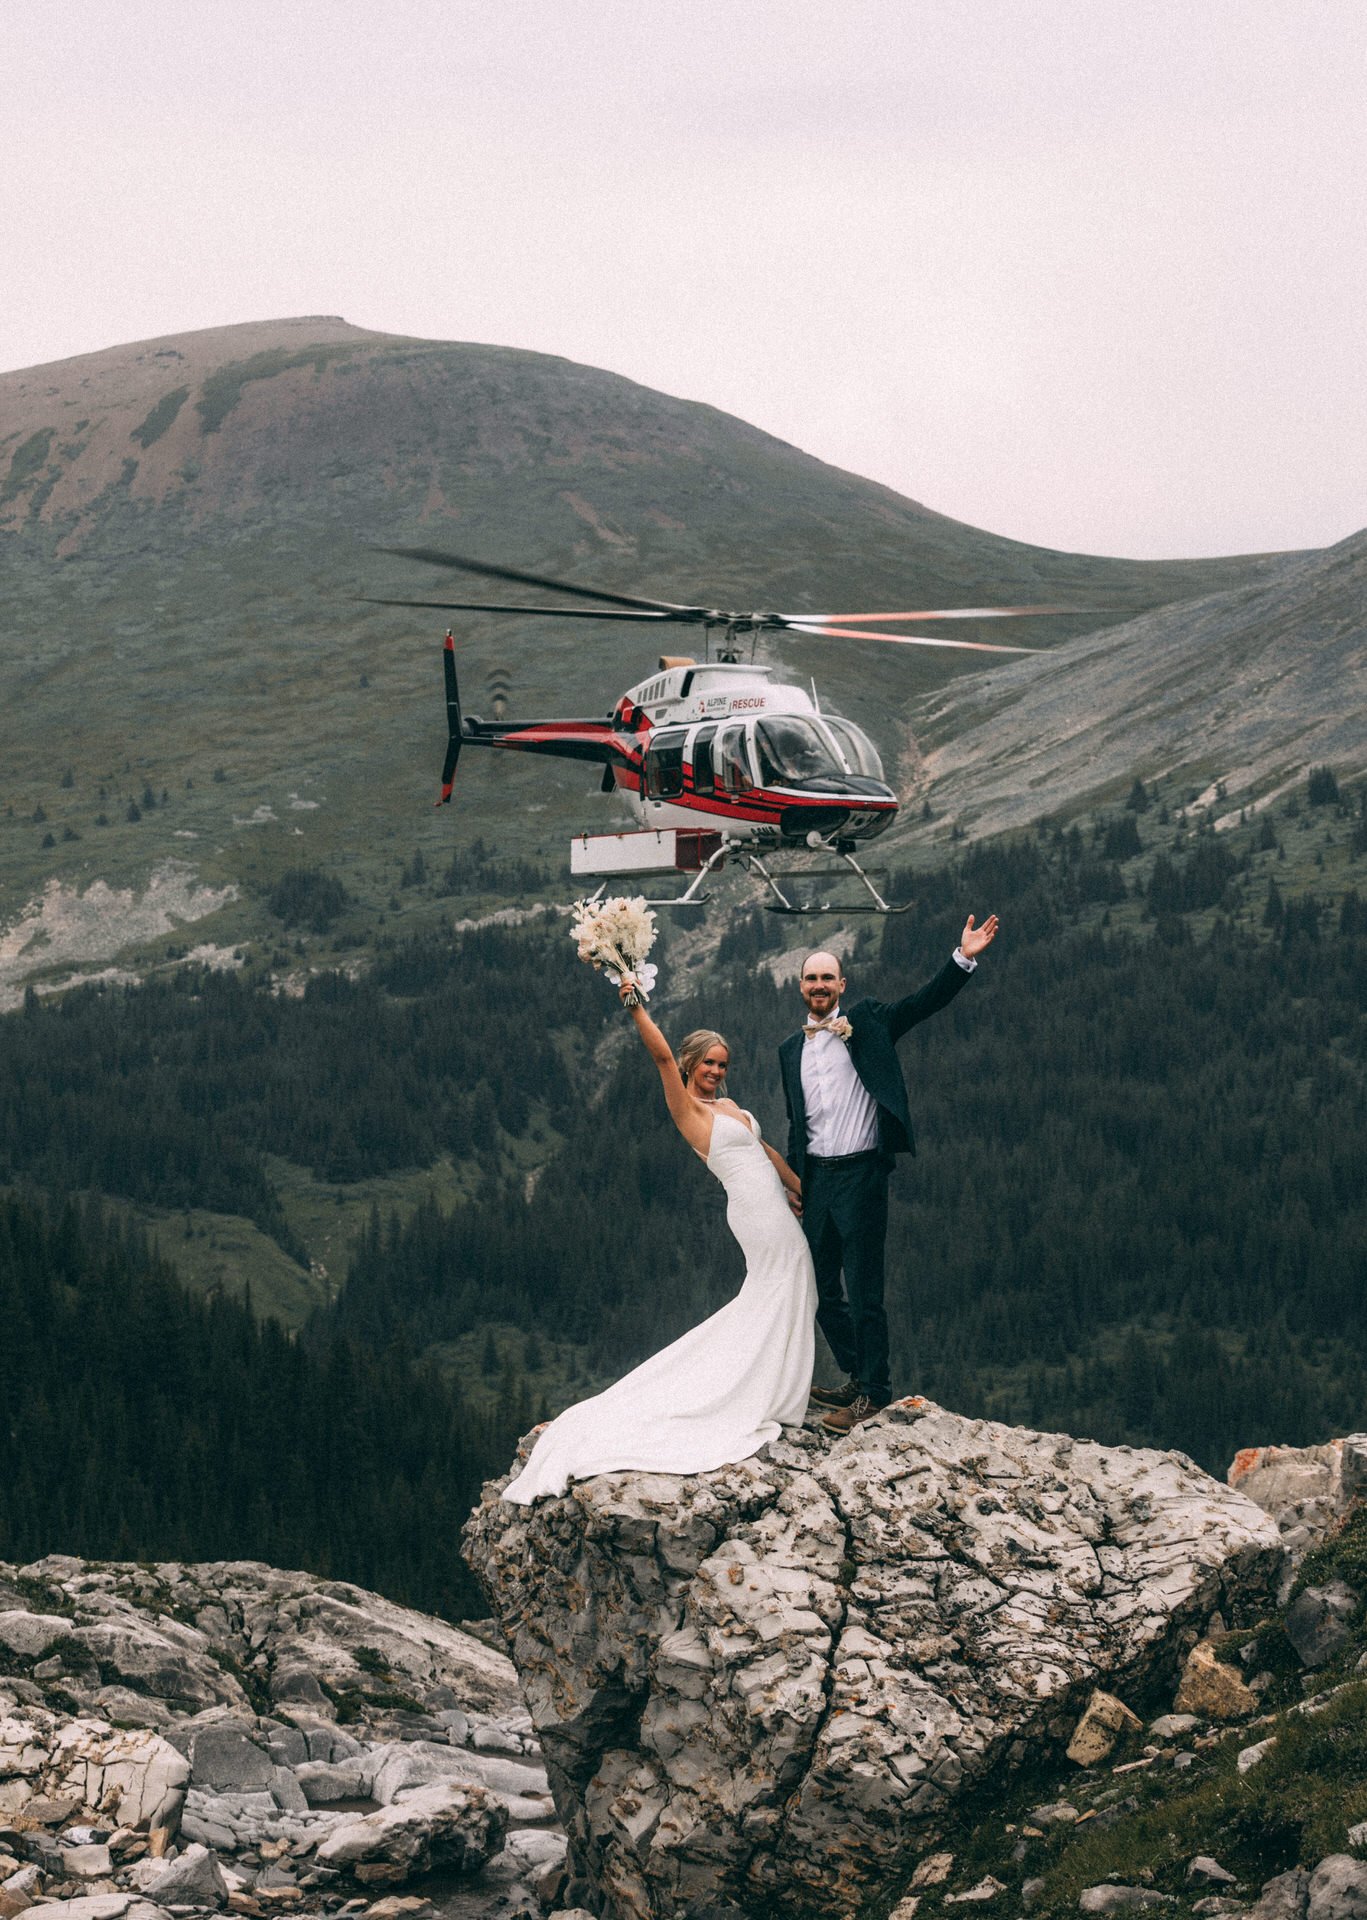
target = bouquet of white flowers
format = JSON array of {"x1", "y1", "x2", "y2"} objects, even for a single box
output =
[{"x1": 569, "y1": 894, "x2": 659, "y2": 1005}]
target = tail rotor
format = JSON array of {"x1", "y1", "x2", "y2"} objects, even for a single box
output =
[{"x1": 437, "y1": 630, "x2": 463, "y2": 805}]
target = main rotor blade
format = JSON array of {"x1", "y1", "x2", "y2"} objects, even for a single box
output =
[
  {"x1": 794, "y1": 606, "x2": 1082, "y2": 624},
  {"x1": 787, "y1": 622, "x2": 1037, "y2": 655},
  {"x1": 363, "y1": 597, "x2": 670, "y2": 622},
  {"x1": 377, "y1": 546, "x2": 699, "y2": 617}
]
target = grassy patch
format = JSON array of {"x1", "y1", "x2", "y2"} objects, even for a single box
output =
[
  {"x1": 131, "y1": 386, "x2": 190, "y2": 449},
  {"x1": 208, "y1": 1642, "x2": 272, "y2": 1715},
  {"x1": 196, "y1": 347, "x2": 354, "y2": 434},
  {"x1": 2, "y1": 427, "x2": 53, "y2": 502},
  {"x1": 138, "y1": 1201, "x2": 331, "y2": 1328},
  {"x1": 10, "y1": 1574, "x2": 76, "y2": 1618},
  {"x1": 915, "y1": 1662, "x2": 1367, "y2": 1920}
]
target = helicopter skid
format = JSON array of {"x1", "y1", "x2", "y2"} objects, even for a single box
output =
[
  {"x1": 567, "y1": 831, "x2": 905, "y2": 914},
  {"x1": 742, "y1": 846, "x2": 909, "y2": 916}
]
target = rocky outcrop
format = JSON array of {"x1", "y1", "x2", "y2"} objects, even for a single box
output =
[
  {"x1": 0, "y1": 1711, "x2": 188, "y2": 1838},
  {"x1": 0, "y1": 1556, "x2": 515, "y2": 1726},
  {"x1": 1228, "y1": 1435, "x2": 1367, "y2": 1582},
  {"x1": 0, "y1": 1557, "x2": 561, "y2": 1918},
  {"x1": 464, "y1": 1400, "x2": 1285, "y2": 1920}
]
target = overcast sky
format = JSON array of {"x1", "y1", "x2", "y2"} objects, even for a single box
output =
[{"x1": 4, "y1": 0, "x2": 1363, "y2": 559}]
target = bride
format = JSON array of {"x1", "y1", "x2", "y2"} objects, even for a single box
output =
[{"x1": 501, "y1": 983, "x2": 817, "y2": 1504}]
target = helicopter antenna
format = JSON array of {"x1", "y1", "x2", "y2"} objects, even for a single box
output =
[{"x1": 810, "y1": 676, "x2": 821, "y2": 713}]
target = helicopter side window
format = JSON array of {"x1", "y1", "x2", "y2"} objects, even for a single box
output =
[
  {"x1": 755, "y1": 716, "x2": 842, "y2": 787},
  {"x1": 716, "y1": 725, "x2": 754, "y2": 795},
  {"x1": 691, "y1": 726, "x2": 717, "y2": 797},
  {"x1": 644, "y1": 728, "x2": 687, "y2": 800}
]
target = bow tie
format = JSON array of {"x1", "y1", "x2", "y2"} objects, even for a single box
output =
[{"x1": 803, "y1": 1014, "x2": 853, "y2": 1042}]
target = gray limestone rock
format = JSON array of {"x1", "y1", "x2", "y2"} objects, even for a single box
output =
[
  {"x1": 302, "y1": 1723, "x2": 365, "y2": 1764},
  {"x1": 0, "y1": 1710, "x2": 189, "y2": 1838},
  {"x1": 1308, "y1": 1860, "x2": 1367, "y2": 1920},
  {"x1": 22, "y1": 1900, "x2": 167, "y2": 1920},
  {"x1": 175, "y1": 1803, "x2": 235, "y2": 1852},
  {"x1": 265, "y1": 1730, "x2": 307, "y2": 1769},
  {"x1": 1148, "y1": 1714, "x2": 1199, "y2": 1741},
  {"x1": 135, "y1": 1842, "x2": 229, "y2": 1909},
  {"x1": 4, "y1": 1558, "x2": 518, "y2": 1732},
  {"x1": 366, "y1": 1739, "x2": 547, "y2": 1808},
  {"x1": 313, "y1": 1781, "x2": 507, "y2": 1884},
  {"x1": 269, "y1": 1766, "x2": 308, "y2": 1813},
  {"x1": 465, "y1": 1402, "x2": 1283, "y2": 1920},
  {"x1": 1283, "y1": 1583, "x2": 1361, "y2": 1669},
  {"x1": 1189, "y1": 1859, "x2": 1239, "y2": 1887},
  {"x1": 57, "y1": 1842, "x2": 113, "y2": 1878},
  {"x1": 1027, "y1": 1803, "x2": 1080, "y2": 1827},
  {"x1": 1227, "y1": 1439, "x2": 1367, "y2": 1586},
  {"x1": 295, "y1": 1760, "x2": 368, "y2": 1805},
  {"x1": 1079, "y1": 1891, "x2": 1176, "y2": 1914},
  {"x1": 470, "y1": 1720, "x2": 528, "y2": 1755},
  {"x1": 269, "y1": 1667, "x2": 329, "y2": 1709},
  {"x1": 367, "y1": 1743, "x2": 482, "y2": 1807},
  {"x1": 503, "y1": 1827, "x2": 568, "y2": 1872},
  {"x1": 1237, "y1": 1737, "x2": 1276, "y2": 1773},
  {"x1": 184, "y1": 1727, "x2": 275, "y2": 1794},
  {"x1": 945, "y1": 1876, "x2": 1006, "y2": 1904}
]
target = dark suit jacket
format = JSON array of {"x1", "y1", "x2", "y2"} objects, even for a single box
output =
[{"x1": 779, "y1": 955, "x2": 972, "y2": 1180}]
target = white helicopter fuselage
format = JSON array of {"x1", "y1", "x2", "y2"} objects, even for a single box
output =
[{"x1": 607, "y1": 660, "x2": 896, "y2": 848}]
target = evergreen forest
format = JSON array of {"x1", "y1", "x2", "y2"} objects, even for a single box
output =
[{"x1": 3, "y1": 794, "x2": 1366, "y2": 1620}]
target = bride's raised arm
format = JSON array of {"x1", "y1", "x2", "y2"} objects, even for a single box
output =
[{"x1": 620, "y1": 982, "x2": 713, "y2": 1158}]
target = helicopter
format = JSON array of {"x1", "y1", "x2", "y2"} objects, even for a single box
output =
[{"x1": 371, "y1": 548, "x2": 1069, "y2": 913}]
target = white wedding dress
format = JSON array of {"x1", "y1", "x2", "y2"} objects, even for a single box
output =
[{"x1": 502, "y1": 1109, "x2": 817, "y2": 1503}]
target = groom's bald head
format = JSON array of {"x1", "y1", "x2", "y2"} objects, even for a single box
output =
[{"x1": 799, "y1": 950, "x2": 846, "y2": 1016}]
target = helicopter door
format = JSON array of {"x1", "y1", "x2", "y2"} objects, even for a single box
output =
[
  {"x1": 643, "y1": 728, "x2": 687, "y2": 799},
  {"x1": 690, "y1": 725, "x2": 718, "y2": 797},
  {"x1": 715, "y1": 724, "x2": 754, "y2": 795}
]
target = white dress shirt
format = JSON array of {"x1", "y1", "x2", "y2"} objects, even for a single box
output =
[
  {"x1": 799, "y1": 950, "x2": 976, "y2": 1159},
  {"x1": 801, "y1": 1010, "x2": 879, "y2": 1156}
]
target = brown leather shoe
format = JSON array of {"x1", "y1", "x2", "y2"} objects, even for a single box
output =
[
  {"x1": 809, "y1": 1377, "x2": 860, "y2": 1410},
  {"x1": 821, "y1": 1394, "x2": 887, "y2": 1434}
]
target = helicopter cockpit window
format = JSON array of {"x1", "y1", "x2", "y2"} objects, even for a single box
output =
[
  {"x1": 823, "y1": 716, "x2": 885, "y2": 782},
  {"x1": 754, "y1": 716, "x2": 845, "y2": 790},
  {"x1": 691, "y1": 726, "x2": 717, "y2": 798},
  {"x1": 716, "y1": 725, "x2": 754, "y2": 795},
  {"x1": 644, "y1": 728, "x2": 687, "y2": 799}
]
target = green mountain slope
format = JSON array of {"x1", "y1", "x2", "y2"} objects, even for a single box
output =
[{"x1": 1, "y1": 316, "x2": 1290, "y2": 999}]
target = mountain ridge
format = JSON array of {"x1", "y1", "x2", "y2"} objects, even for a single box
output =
[
  {"x1": 894, "y1": 526, "x2": 1367, "y2": 849},
  {"x1": 0, "y1": 313, "x2": 1329, "y2": 981}
]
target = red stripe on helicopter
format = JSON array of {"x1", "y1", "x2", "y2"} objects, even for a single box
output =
[{"x1": 610, "y1": 771, "x2": 894, "y2": 827}]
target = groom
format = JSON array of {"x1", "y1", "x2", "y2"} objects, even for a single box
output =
[{"x1": 778, "y1": 913, "x2": 999, "y2": 1433}]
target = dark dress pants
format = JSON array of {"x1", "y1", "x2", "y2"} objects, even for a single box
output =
[{"x1": 802, "y1": 1152, "x2": 891, "y2": 1405}]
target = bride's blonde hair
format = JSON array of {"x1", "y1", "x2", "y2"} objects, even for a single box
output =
[{"x1": 678, "y1": 1028, "x2": 730, "y2": 1095}]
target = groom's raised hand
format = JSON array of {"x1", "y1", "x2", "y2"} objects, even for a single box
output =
[{"x1": 960, "y1": 912, "x2": 999, "y2": 959}]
